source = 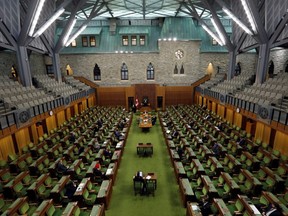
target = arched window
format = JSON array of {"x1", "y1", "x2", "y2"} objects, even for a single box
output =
[
  {"x1": 147, "y1": 62, "x2": 154, "y2": 80},
  {"x1": 284, "y1": 61, "x2": 288, "y2": 73},
  {"x1": 11, "y1": 65, "x2": 18, "y2": 78},
  {"x1": 121, "y1": 63, "x2": 128, "y2": 80},
  {"x1": 174, "y1": 64, "x2": 178, "y2": 74},
  {"x1": 180, "y1": 64, "x2": 184, "y2": 74},
  {"x1": 93, "y1": 64, "x2": 101, "y2": 80},
  {"x1": 66, "y1": 64, "x2": 73, "y2": 75}
]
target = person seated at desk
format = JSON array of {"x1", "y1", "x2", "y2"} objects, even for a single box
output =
[
  {"x1": 176, "y1": 146, "x2": 184, "y2": 159},
  {"x1": 97, "y1": 118, "x2": 103, "y2": 128},
  {"x1": 237, "y1": 137, "x2": 246, "y2": 146},
  {"x1": 199, "y1": 196, "x2": 212, "y2": 215},
  {"x1": 217, "y1": 122, "x2": 224, "y2": 131},
  {"x1": 151, "y1": 116, "x2": 157, "y2": 125},
  {"x1": 212, "y1": 142, "x2": 220, "y2": 158},
  {"x1": 114, "y1": 128, "x2": 124, "y2": 141},
  {"x1": 69, "y1": 132, "x2": 76, "y2": 143},
  {"x1": 65, "y1": 180, "x2": 77, "y2": 199},
  {"x1": 172, "y1": 130, "x2": 179, "y2": 138},
  {"x1": 78, "y1": 146, "x2": 85, "y2": 155},
  {"x1": 56, "y1": 159, "x2": 70, "y2": 175},
  {"x1": 104, "y1": 149, "x2": 112, "y2": 158},
  {"x1": 134, "y1": 171, "x2": 146, "y2": 194},
  {"x1": 202, "y1": 132, "x2": 208, "y2": 143},
  {"x1": 204, "y1": 114, "x2": 211, "y2": 120},
  {"x1": 118, "y1": 121, "x2": 125, "y2": 130},
  {"x1": 261, "y1": 203, "x2": 283, "y2": 216},
  {"x1": 93, "y1": 162, "x2": 104, "y2": 181}
]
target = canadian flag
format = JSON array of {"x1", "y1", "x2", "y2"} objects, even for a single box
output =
[{"x1": 135, "y1": 98, "x2": 139, "y2": 108}]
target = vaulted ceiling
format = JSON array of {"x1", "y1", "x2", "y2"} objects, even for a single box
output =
[{"x1": 56, "y1": 0, "x2": 230, "y2": 20}]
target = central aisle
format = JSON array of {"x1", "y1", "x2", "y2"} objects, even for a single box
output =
[{"x1": 106, "y1": 113, "x2": 186, "y2": 216}]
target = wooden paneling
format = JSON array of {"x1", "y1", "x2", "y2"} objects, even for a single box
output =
[
  {"x1": 212, "y1": 102, "x2": 217, "y2": 113},
  {"x1": 15, "y1": 128, "x2": 31, "y2": 154},
  {"x1": 274, "y1": 131, "x2": 288, "y2": 156},
  {"x1": 226, "y1": 108, "x2": 234, "y2": 124},
  {"x1": 217, "y1": 104, "x2": 225, "y2": 118},
  {"x1": 56, "y1": 111, "x2": 66, "y2": 128},
  {"x1": 0, "y1": 135, "x2": 15, "y2": 160},
  {"x1": 97, "y1": 87, "x2": 126, "y2": 106},
  {"x1": 135, "y1": 84, "x2": 157, "y2": 109},
  {"x1": 165, "y1": 86, "x2": 193, "y2": 106},
  {"x1": 46, "y1": 115, "x2": 57, "y2": 135},
  {"x1": 234, "y1": 113, "x2": 242, "y2": 127}
]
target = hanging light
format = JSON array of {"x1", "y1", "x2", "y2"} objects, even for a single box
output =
[
  {"x1": 33, "y1": 7, "x2": 65, "y2": 38},
  {"x1": 210, "y1": 18, "x2": 226, "y2": 45},
  {"x1": 223, "y1": 7, "x2": 253, "y2": 35},
  {"x1": 202, "y1": 25, "x2": 224, "y2": 46},
  {"x1": 28, "y1": 0, "x2": 46, "y2": 37}
]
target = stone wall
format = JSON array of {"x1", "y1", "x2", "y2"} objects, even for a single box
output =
[
  {"x1": 0, "y1": 51, "x2": 46, "y2": 77},
  {"x1": 270, "y1": 48, "x2": 288, "y2": 74},
  {"x1": 29, "y1": 52, "x2": 46, "y2": 75},
  {"x1": 0, "y1": 51, "x2": 17, "y2": 76},
  {"x1": 236, "y1": 53, "x2": 258, "y2": 75},
  {"x1": 60, "y1": 41, "x2": 230, "y2": 86}
]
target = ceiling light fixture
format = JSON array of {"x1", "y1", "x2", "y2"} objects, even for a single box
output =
[
  {"x1": 223, "y1": 7, "x2": 253, "y2": 35},
  {"x1": 210, "y1": 18, "x2": 226, "y2": 45},
  {"x1": 28, "y1": 0, "x2": 46, "y2": 37},
  {"x1": 65, "y1": 25, "x2": 87, "y2": 47},
  {"x1": 202, "y1": 25, "x2": 223, "y2": 46},
  {"x1": 33, "y1": 7, "x2": 65, "y2": 38},
  {"x1": 63, "y1": 19, "x2": 77, "y2": 45},
  {"x1": 240, "y1": 0, "x2": 257, "y2": 33}
]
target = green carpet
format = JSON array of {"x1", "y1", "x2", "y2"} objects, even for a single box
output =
[{"x1": 105, "y1": 114, "x2": 186, "y2": 216}]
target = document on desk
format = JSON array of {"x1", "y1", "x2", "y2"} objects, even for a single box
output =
[
  {"x1": 106, "y1": 168, "x2": 113, "y2": 175},
  {"x1": 146, "y1": 175, "x2": 151, "y2": 180},
  {"x1": 76, "y1": 183, "x2": 85, "y2": 191}
]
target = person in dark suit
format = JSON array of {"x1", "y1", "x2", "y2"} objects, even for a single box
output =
[
  {"x1": 57, "y1": 159, "x2": 69, "y2": 174},
  {"x1": 262, "y1": 203, "x2": 283, "y2": 216},
  {"x1": 65, "y1": 180, "x2": 77, "y2": 199},
  {"x1": 212, "y1": 142, "x2": 220, "y2": 158},
  {"x1": 172, "y1": 130, "x2": 179, "y2": 138},
  {"x1": 199, "y1": 196, "x2": 212, "y2": 215}
]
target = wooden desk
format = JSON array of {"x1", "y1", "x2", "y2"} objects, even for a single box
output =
[
  {"x1": 184, "y1": 147, "x2": 197, "y2": 160},
  {"x1": 139, "y1": 114, "x2": 152, "y2": 129},
  {"x1": 192, "y1": 159, "x2": 205, "y2": 176},
  {"x1": 220, "y1": 172, "x2": 240, "y2": 196},
  {"x1": 201, "y1": 175, "x2": 218, "y2": 198},
  {"x1": 27, "y1": 173, "x2": 50, "y2": 201},
  {"x1": 186, "y1": 202, "x2": 203, "y2": 216},
  {"x1": 174, "y1": 161, "x2": 187, "y2": 181},
  {"x1": 105, "y1": 162, "x2": 118, "y2": 184},
  {"x1": 207, "y1": 157, "x2": 224, "y2": 175},
  {"x1": 50, "y1": 175, "x2": 70, "y2": 203},
  {"x1": 111, "y1": 150, "x2": 122, "y2": 163},
  {"x1": 137, "y1": 143, "x2": 153, "y2": 157},
  {"x1": 241, "y1": 151, "x2": 260, "y2": 171},
  {"x1": 86, "y1": 161, "x2": 98, "y2": 182},
  {"x1": 179, "y1": 178, "x2": 195, "y2": 207},
  {"x1": 237, "y1": 195, "x2": 262, "y2": 216},
  {"x1": 96, "y1": 179, "x2": 113, "y2": 209},
  {"x1": 212, "y1": 198, "x2": 232, "y2": 216},
  {"x1": 3, "y1": 171, "x2": 29, "y2": 199},
  {"x1": 33, "y1": 199, "x2": 54, "y2": 215},
  {"x1": 90, "y1": 204, "x2": 106, "y2": 216}
]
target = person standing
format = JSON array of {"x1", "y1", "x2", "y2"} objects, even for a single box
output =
[{"x1": 235, "y1": 62, "x2": 241, "y2": 76}]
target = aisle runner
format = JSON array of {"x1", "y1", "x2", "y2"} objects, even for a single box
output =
[{"x1": 105, "y1": 114, "x2": 185, "y2": 216}]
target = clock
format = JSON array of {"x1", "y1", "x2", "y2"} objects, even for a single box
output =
[{"x1": 175, "y1": 49, "x2": 184, "y2": 59}]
